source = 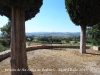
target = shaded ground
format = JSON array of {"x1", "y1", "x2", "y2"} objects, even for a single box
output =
[{"x1": 0, "y1": 48, "x2": 100, "y2": 75}]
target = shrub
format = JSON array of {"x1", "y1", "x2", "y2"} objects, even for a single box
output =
[{"x1": 0, "y1": 44, "x2": 8, "y2": 52}]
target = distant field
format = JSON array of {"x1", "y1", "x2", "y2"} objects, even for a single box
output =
[{"x1": 0, "y1": 48, "x2": 100, "y2": 75}]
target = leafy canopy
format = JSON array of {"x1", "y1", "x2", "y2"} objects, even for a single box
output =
[
  {"x1": 86, "y1": 23, "x2": 100, "y2": 46},
  {"x1": 65, "y1": 0, "x2": 100, "y2": 26},
  {"x1": 0, "y1": 21, "x2": 11, "y2": 36},
  {"x1": 0, "y1": 0, "x2": 43, "y2": 21}
]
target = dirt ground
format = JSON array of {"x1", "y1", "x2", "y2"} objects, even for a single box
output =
[{"x1": 0, "y1": 48, "x2": 100, "y2": 75}]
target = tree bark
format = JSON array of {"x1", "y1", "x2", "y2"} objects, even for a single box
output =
[
  {"x1": 80, "y1": 25, "x2": 86, "y2": 53},
  {"x1": 11, "y1": 7, "x2": 32, "y2": 75}
]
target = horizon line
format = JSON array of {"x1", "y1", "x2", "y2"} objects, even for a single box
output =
[{"x1": 25, "y1": 31, "x2": 80, "y2": 33}]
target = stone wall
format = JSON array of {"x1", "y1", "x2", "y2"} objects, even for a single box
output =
[
  {"x1": 0, "y1": 46, "x2": 91, "y2": 61},
  {"x1": 91, "y1": 46, "x2": 100, "y2": 51},
  {"x1": 0, "y1": 50, "x2": 10, "y2": 61}
]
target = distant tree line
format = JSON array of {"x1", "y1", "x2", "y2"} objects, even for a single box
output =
[{"x1": 26, "y1": 35, "x2": 80, "y2": 44}]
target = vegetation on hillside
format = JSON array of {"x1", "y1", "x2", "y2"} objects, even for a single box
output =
[{"x1": 26, "y1": 36, "x2": 80, "y2": 46}]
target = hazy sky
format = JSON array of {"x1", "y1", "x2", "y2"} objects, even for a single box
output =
[{"x1": 0, "y1": 0, "x2": 81, "y2": 32}]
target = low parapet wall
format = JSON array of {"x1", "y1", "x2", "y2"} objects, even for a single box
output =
[
  {"x1": 0, "y1": 50, "x2": 10, "y2": 61},
  {"x1": 0, "y1": 46, "x2": 91, "y2": 61},
  {"x1": 91, "y1": 46, "x2": 100, "y2": 51}
]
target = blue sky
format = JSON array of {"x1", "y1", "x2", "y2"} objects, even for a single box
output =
[{"x1": 0, "y1": 0, "x2": 81, "y2": 32}]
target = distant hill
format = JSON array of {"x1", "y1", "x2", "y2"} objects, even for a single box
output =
[
  {"x1": 0, "y1": 32, "x2": 80, "y2": 37},
  {"x1": 26, "y1": 32, "x2": 80, "y2": 37}
]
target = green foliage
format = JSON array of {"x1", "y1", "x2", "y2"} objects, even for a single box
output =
[
  {"x1": 86, "y1": 23, "x2": 100, "y2": 46},
  {"x1": 0, "y1": 21, "x2": 11, "y2": 36},
  {"x1": 65, "y1": 0, "x2": 100, "y2": 26},
  {"x1": 38, "y1": 36, "x2": 52, "y2": 42},
  {"x1": 61, "y1": 40, "x2": 66, "y2": 44},
  {"x1": 0, "y1": 0, "x2": 43, "y2": 21},
  {"x1": 0, "y1": 0, "x2": 34, "y2": 9},
  {"x1": 26, "y1": 36, "x2": 34, "y2": 42},
  {"x1": 66, "y1": 40, "x2": 69, "y2": 43},
  {"x1": 0, "y1": 39, "x2": 10, "y2": 47},
  {"x1": 28, "y1": 35, "x2": 80, "y2": 45},
  {"x1": 0, "y1": 44, "x2": 8, "y2": 52},
  {"x1": 0, "y1": 20, "x2": 11, "y2": 47},
  {"x1": 37, "y1": 36, "x2": 62, "y2": 43}
]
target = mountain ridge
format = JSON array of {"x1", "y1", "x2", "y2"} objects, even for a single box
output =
[
  {"x1": 26, "y1": 32, "x2": 80, "y2": 36},
  {"x1": 0, "y1": 32, "x2": 80, "y2": 37}
]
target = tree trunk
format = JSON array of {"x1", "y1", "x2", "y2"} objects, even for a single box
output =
[
  {"x1": 80, "y1": 25, "x2": 86, "y2": 53},
  {"x1": 11, "y1": 7, "x2": 32, "y2": 75}
]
